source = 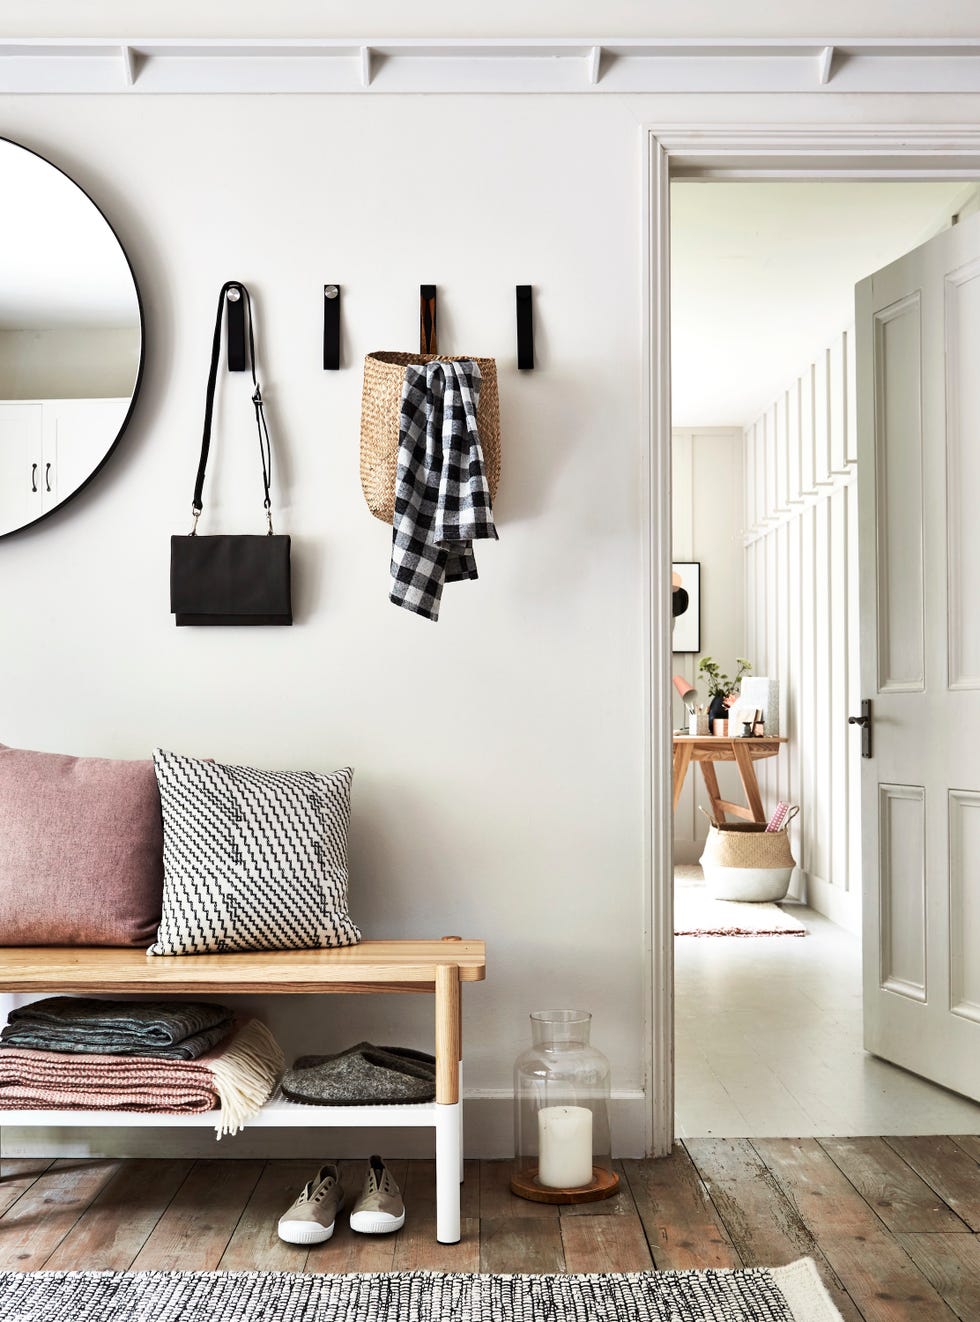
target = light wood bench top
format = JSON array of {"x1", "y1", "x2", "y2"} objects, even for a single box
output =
[{"x1": 0, "y1": 940, "x2": 486, "y2": 996}]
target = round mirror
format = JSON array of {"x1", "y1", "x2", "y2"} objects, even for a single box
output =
[{"x1": 0, "y1": 139, "x2": 143, "y2": 539}]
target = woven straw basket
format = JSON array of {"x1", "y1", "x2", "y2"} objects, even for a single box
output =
[
  {"x1": 699, "y1": 810, "x2": 798, "y2": 903},
  {"x1": 359, "y1": 351, "x2": 502, "y2": 524}
]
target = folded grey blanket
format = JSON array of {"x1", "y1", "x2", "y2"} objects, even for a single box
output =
[{"x1": 0, "y1": 997, "x2": 234, "y2": 1061}]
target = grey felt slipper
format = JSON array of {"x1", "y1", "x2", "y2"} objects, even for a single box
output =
[
  {"x1": 291, "y1": 1042, "x2": 435, "y2": 1079},
  {"x1": 282, "y1": 1047, "x2": 436, "y2": 1106}
]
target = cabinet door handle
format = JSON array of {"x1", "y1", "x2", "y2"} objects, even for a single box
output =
[
  {"x1": 30, "y1": 463, "x2": 37, "y2": 492},
  {"x1": 44, "y1": 463, "x2": 51, "y2": 493}
]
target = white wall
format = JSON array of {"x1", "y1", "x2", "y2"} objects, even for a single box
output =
[
  {"x1": 742, "y1": 330, "x2": 861, "y2": 927},
  {"x1": 0, "y1": 94, "x2": 647, "y2": 1157},
  {"x1": 671, "y1": 428, "x2": 745, "y2": 862},
  {"x1": 0, "y1": 328, "x2": 140, "y2": 398},
  {"x1": 3, "y1": 78, "x2": 980, "y2": 1156}
]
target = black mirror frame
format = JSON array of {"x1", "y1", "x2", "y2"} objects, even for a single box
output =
[{"x1": 0, "y1": 135, "x2": 145, "y2": 541}]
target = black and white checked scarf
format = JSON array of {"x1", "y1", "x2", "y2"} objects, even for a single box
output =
[{"x1": 390, "y1": 359, "x2": 498, "y2": 621}]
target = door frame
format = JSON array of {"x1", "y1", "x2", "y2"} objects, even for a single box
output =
[{"x1": 642, "y1": 124, "x2": 980, "y2": 1158}]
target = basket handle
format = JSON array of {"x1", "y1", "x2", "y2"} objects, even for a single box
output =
[
  {"x1": 697, "y1": 805, "x2": 721, "y2": 826},
  {"x1": 784, "y1": 804, "x2": 801, "y2": 824}
]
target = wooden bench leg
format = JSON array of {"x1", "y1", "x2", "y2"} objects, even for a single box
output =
[{"x1": 435, "y1": 964, "x2": 461, "y2": 1244}]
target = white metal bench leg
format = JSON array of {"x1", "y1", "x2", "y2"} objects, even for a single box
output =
[
  {"x1": 435, "y1": 964, "x2": 462, "y2": 1243},
  {"x1": 435, "y1": 1100, "x2": 462, "y2": 1243},
  {"x1": 458, "y1": 1061, "x2": 464, "y2": 1182}
]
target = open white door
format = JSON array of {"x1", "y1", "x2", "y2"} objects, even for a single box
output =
[{"x1": 856, "y1": 210, "x2": 980, "y2": 1102}]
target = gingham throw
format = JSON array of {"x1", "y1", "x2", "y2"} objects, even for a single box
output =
[{"x1": 390, "y1": 359, "x2": 497, "y2": 621}]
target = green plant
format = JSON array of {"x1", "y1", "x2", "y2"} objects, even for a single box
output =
[{"x1": 697, "y1": 655, "x2": 752, "y2": 700}]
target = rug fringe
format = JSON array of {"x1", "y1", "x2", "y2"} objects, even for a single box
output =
[{"x1": 770, "y1": 1258, "x2": 845, "y2": 1322}]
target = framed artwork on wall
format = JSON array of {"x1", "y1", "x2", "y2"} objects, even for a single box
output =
[{"x1": 671, "y1": 561, "x2": 700, "y2": 653}]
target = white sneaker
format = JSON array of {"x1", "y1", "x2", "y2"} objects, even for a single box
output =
[
  {"x1": 277, "y1": 1163, "x2": 344, "y2": 1245},
  {"x1": 348, "y1": 1155, "x2": 406, "y2": 1234}
]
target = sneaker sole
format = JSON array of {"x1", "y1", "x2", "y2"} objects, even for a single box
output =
[
  {"x1": 349, "y1": 1209, "x2": 406, "y2": 1235},
  {"x1": 277, "y1": 1218, "x2": 337, "y2": 1245}
]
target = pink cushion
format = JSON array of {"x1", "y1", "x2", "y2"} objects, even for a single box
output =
[{"x1": 0, "y1": 744, "x2": 163, "y2": 947}]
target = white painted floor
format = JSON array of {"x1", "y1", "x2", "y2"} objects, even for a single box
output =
[{"x1": 675, "y1": 902, "x2": 980, "y2": 1138}]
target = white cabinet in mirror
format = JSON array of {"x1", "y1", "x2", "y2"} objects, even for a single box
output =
[{"x1": 0, "y1": 139, "x2": 143, "y2": 538}]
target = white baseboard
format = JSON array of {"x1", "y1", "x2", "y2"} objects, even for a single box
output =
[
  {"x1": 0, "y1": 1092, "x2": 650, "y2": 1160},
  {"x1": 803, "y1": 870, "x2": 860, "y2": 934}
]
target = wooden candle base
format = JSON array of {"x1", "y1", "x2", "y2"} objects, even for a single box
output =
[{"x1": 509, "y1": 1165, "x2": 620, "y2": 1204}]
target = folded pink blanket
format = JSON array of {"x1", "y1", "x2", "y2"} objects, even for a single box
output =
[{"x1": 0, "y1": 1018, "x2": 284, "y2": 1136}]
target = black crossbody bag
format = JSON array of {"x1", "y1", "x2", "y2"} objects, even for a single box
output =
[{"x1": 170, "y1": 281, "x2": 292, "y2": 626}]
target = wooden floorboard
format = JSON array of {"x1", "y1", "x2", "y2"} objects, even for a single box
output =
[
  {"x1": 45, "y1": 1158, "x2": 193, "y2": 1271},
  {"x1": 0, "y1": 1159, "x2": 123, "y2": 1270},
  {"x1": 0, "y1": 1144, "x2": 977, "y2": 1318},
  {"x1": 885, "y1": 1137, "x2": 980, "y2": 1233},
  {"x1": 217, "y1": 1160, "x2": 311, "y2": 1273},
  {"x1": 129, "y1": 1159, "x2": 263, "y2": 1271},
  {"x1": 895, "y1": 1231, "x2": 980, "y2": 1321},
  {"x1": 622, "y1": 1147, "x2": 740, "y2": 1271},
  {"x1": 560, "y1": 1214, "x2": 653, "y2": 1272},
  {"x1": 685, "y1": 1138, "x2": 862, "y2": 1321},
  {"x1": 754, "y1": 1139, "x2": 957, "y2": 1321},
  {"x1": 0, "y1": 1160, "x2": 52, "y2": 1219},
  {"x1": 820, "y1": 1137, "x2": 970, "y2": 1234}
]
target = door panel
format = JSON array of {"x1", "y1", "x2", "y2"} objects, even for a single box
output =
[
  {"x1": 857, "y1": 210, "x2": 980, "y2": 1102},
  {"x1": 945, "y1": 258, "x2": 980, "y2": 689},
  {"x1": 873, "y1": 295, "x2": 925, "y2": 693},
  {"x1": 878, "y1": 783, "x2": 927, "y2": 1001}
]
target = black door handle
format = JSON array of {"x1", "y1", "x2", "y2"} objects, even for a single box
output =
[
  {"x1": 30, "y1": 463, "x2": 37, "y2": 492},
  {"x1": 848, "y1": 699, "x2": 872, "y2": 759},
  {"x1": 44, "y1": 462, "x2": 51, "y2": 493}
]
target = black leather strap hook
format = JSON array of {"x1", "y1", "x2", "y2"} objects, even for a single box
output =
[
  {"x1": 225, "y1": 283, "x2": 247, "y2": 371},
  {"x1": 323, "y1": 284, "x2": 341, "y2": 370},
  {"x1": 516, "y1": 285, "x2": 534, "y2": 370},
  {"x1": 420, "y1": 285, "x2": 437, "y2": 354}
]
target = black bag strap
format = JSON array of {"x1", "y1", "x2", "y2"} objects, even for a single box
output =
[{"x1": 191, "y1": 280, "x2": 274, "y2": 535}]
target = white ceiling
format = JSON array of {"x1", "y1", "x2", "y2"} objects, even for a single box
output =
[{"x1": 671, "y1": 180, "x2": 972, "y2": 428}]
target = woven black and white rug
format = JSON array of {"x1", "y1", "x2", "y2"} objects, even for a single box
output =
[{"x1": 0, "y1": 1261, "x2": 842, "y2": 1321}]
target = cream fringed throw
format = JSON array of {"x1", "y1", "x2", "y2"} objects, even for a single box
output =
[{"x1": 0, "y1": 1018, "x2": 284, "y2": 1137}]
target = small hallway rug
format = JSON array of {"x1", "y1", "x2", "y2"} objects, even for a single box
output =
[
  {"x1": 0, "y1": 1261, "x2": 843, "y2": 1321},
  {"x1": 674, "y1": 865, "x2": 807, "y2": 937}
]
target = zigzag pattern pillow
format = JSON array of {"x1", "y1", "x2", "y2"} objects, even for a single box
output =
[{"x1": 149, "y1": 749, "x2": 361, "y2": 956}]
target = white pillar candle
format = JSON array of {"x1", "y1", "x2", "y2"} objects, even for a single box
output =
[{"x1": 537, "y1": 1105, "x2": 593, "y2": 1189}]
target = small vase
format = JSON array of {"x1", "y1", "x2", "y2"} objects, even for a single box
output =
[{"x1": 708, "y1": 694, "x2": 729, "y2": 733}]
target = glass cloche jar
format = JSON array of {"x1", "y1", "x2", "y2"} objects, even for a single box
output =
[{"x1": 510, "y1": 1009, "x2": 618, "y2": 1204}]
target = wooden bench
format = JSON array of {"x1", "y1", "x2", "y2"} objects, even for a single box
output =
[{"x1": 0, "y1": 938, "x2": 486, "y2": 1244}]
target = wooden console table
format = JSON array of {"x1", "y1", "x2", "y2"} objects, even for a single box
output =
[
  {"x1": 0, "y1": 939, "x2": 486, "y2": 1245},
  {"x1": 672, "y1": 735, "x2": 788, "y2": 825}
]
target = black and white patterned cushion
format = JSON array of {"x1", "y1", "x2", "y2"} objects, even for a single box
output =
[{"x1": 149, "y1": 749, "x2": 361, "y2": 956}]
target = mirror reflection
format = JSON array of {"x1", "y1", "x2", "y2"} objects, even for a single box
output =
[{"x1": 0, "y1": 139, "x2": 142, "y2": 537}]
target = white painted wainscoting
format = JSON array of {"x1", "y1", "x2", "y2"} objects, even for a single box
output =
[{"x1": 741, "y1": 329, "x2": 861, "y2": 929}]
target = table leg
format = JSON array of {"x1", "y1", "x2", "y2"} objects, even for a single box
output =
[
  {"x1": 698, "y1": 761, "x2": 724, "y2": 825},
  {"x1": 672, "y1": 741, "x2": 693, "y2": 813},
  {"x1": 731, "y1": 741, "x2": 767, "y2": 824},
  {"x1": 435, "y1": 964, "x2": 462, "y2": 1243}
]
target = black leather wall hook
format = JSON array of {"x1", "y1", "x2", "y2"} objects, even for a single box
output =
[
  {"x1": 516, "y1": 285, "x2": 534, "y2": 370},
  {"x1": 225, "y1": 283, "x2": 246, "y2": 371},
  {"x1": 323, "y1": 284, "x2": 341, "y2": 370},
  {"x1": 420, "y1": 285, "x2": 437, "y2": 354}
]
